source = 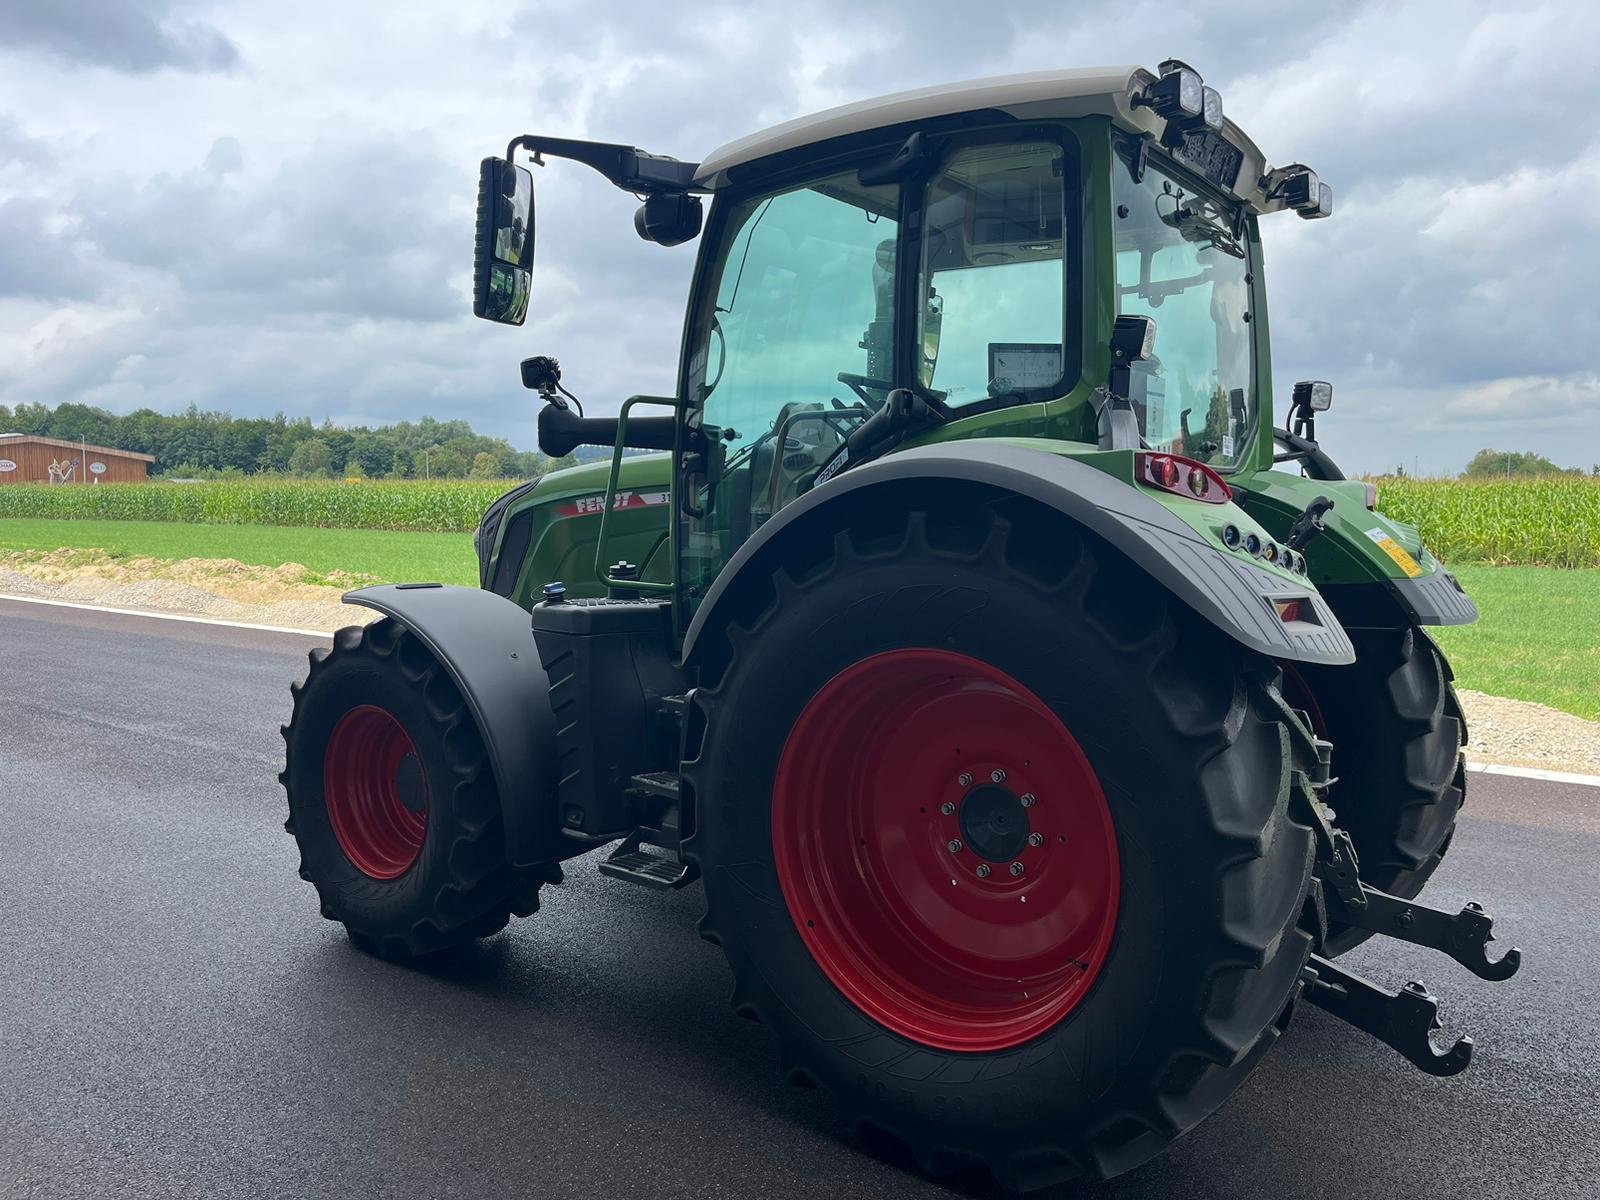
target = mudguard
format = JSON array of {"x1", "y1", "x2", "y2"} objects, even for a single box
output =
[
  {"x1": 682, "y1": 443, "x2": 1356, "y2": 667},
  {"x1": 343, "y1": 583, "x2": 560, "y2": 871}
]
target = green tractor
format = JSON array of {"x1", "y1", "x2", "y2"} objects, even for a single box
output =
[{"x1": 282, "y1": 61, "x2": 1518, "y2": 1189}]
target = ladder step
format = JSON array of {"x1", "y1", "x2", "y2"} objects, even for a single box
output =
[
  {"x1": 599, "y1": 841, "x2": 694, "y2": 891},
  {"x1": 630, "y1": 771, "x2": 680, "y2": 800}
]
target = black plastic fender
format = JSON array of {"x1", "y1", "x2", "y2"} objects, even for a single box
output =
[
  {"x1": 681, "y1": 443, "x2": 1356, "y2": 667},
  {"x1": 343, "y1": 583, "x2": 561, "y2": 871}
]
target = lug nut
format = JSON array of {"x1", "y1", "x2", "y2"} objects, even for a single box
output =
[
  {"x1": 940, "y1": 801, "x2": 956, "y2": 816},
  {"x1": 1027, "y1": 832, "x2": 1044, "y2": 847},
  {"x1": 947, "y1": 839, "x2": 963, "y2": 854},
  {"x1": 1020, "y1": 793, "x2": 1036, "y2": 807},
  {"x1": 991, "y1": 769, "x2": 1007, "y2": 783},
  {"x1": 958, "y1": 772, "x2": 973, "y2": 787},
  {"x1": 1009, "y1": 861, "x2": 1025, "y2": 877},
  {"x1": 976, "y1": 864, "x2": 991, "y2": 879}
]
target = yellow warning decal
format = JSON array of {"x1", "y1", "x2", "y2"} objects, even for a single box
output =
[{"x1": 1366, "y1": 528, "x2": 1424, "y2": 578}]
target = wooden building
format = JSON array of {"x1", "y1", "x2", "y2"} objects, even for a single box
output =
[{"x1": 0, "y1": 434, "x2": 156, "y2": 484}]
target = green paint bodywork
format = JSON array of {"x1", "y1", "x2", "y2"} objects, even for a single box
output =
[{"x1": 477, "y1": 114, "x2": 1464, "y2": 629}]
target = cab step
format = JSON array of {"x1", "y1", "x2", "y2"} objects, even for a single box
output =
[
  {"x1": 629, "y1": 770, "x2": 681, "y2": 801},
  {"x1": 599, "y1": 833, "x2": 695, "y2": 890}
]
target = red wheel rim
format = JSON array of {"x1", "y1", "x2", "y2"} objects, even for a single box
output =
[
  {"x1": 323, "y1": 705, "x2": 429, "y2": 879},
  {"x1": 772, "y1": 649, "x2": 1120, "y2": 1053}
]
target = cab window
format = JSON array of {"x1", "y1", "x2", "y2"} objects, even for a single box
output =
[{"x1": 918, "y1": 141, "x2": 1069, "y2": 406}]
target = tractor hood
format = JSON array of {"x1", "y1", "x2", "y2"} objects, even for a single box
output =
[{"x1": 695, "y1": 64, "x2": 1283, "y2": 213}]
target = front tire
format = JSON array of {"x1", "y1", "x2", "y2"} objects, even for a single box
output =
[
  {"x1": 282, "y1": 620, "x2": 545, "y2": 959},
  {"x1": 684, "y1": 496, "x2": 1317, "y2": 1190}
]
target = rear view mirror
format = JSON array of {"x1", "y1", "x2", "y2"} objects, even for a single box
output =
[{"x1": 473, "y1": 157, "x2": 535, "y2": 324}]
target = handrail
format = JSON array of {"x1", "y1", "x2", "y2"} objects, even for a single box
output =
[{"x1": 594, "y1": 395, "x2": 680, "y2": 596}]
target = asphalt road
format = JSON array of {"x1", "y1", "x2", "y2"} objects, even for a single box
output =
[{"x1": 2, "y1": 596, "x2": 1596, "y2": 1200}]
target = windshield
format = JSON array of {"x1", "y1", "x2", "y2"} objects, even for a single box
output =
[{"x1": 1113, "y1": 150, "x2": 1255, "y2": 469}]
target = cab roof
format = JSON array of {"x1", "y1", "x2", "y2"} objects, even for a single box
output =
[{"x1": 694, "y1": 64, "x2": 1275, "y2": 210}]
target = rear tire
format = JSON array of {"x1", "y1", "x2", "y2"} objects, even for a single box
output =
[
  {"x1": 684, "y1": 496, "x2": 1317, "y2": 1190},
  {"x1": 1295, "y1": 626, "x2": 1466, "y2": 956},
  {"x1": 282, "y1": 620, "x2": 547, "y2": 960}
]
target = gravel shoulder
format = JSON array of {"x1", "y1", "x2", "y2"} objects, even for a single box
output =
[
  {"x1": 0, "y1": 548, "x2": 376, "y2": 633},
  {"x1": 2, "y1": 549, "x2": 1594, "y2": 776}
]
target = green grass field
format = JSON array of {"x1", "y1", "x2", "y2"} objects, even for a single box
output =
[
  {"x1": 1, "y1": 519, "x2": 1594, "y2": 720},
  {"x1": 0, "y1": 519, "x2": 479, "y2": 586},
  {"x1": 1434, "y1": 565, "x2": 1599, "y2": 721}
]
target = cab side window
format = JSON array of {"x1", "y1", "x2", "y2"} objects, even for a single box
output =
[{"x1": 918, "y1": 142, "x2": 1069, "y2": 407}]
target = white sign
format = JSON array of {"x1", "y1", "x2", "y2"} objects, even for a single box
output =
[
  {"x1": 89, "y1": 461, "x2": 107, "y2": 475},
  {"x1": 0, "y1": 459, "x2": 15, "y2": 473}
]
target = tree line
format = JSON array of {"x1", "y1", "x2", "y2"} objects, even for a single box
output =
[
  {"x1": 1460, "y1": 449, "x2": 1600, "y2": 480},
  {"x1": 0, "y1": 401, "x2": 574, "y2": 480}
]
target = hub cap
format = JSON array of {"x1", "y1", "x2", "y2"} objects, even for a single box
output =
[
  {"x1": 772, "y1": 649, "x2": 1120, "y2": 1052},
  {"x1": 323, "y1": 704, "x2": 429, "y2": 879}
]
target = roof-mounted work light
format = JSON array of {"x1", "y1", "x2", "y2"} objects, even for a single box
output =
[
  {"x1": 1134, "y1": 59, "x2": 1205, "y2": 121},
  {"x1": 1264, "y1": 164, "x2": 1334, "y2": 219}
]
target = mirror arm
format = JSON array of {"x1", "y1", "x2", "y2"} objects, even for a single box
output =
[{"x1": 506, "y1": 135, "x2": 702, "y2": 195}]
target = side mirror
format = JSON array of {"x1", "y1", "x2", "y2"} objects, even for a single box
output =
[{"x1": 473, "y1": 157, "x2": 535, "y2": 324}]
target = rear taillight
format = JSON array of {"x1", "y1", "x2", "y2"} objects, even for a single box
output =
[{"x1": 1135, "y1": 452, "x2": 1233, "y2": 505}]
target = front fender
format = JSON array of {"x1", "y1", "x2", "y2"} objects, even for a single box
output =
[
  {"x1": 682, "y1": 444, "x2": 1355, "y2": 667},
  {"x1": 343, "y1": 583, "x2": 560, "y2": 870}
]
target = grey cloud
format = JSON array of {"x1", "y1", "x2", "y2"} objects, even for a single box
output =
[
  {"x1": 0, "y1": 196, "x2": 96, "y2": 299},
  {"x1": 0, "y1": 0, "x2": 239, "y2": 74},
  {"x1": 75, "y1": 135, "x2": 464, "y2": 323},
  {"x1": 0, "y1": 115, "x2": 53, "y2": 166}
]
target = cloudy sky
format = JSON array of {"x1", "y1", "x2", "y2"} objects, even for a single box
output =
[{"x1": 1, "y1": 0, "x2": 1596, "y2": 475}]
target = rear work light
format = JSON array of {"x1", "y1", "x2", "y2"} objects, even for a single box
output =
[{"x1": 1135, "y1": 452, "x2": 1233, "y2": 505}]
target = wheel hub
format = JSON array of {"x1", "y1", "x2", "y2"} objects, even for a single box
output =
[{"x1": 957, "y1": 784, "x2": 1030, "y2": 863}]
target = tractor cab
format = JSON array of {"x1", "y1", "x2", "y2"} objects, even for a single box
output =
[{"x1": 472, "y1": 61, "x2": 1343, "y2": 618}]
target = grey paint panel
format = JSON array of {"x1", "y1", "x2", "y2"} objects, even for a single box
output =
[
  {"x1": 344, "y1": 584, "x2": 560, "y2": 869},
  {"x1": 681, "y1": 444, "x2": 1355, "y2": 667},
  {"x1": 1395, "y1": 570, "x2": 1480, "y2": 627}
]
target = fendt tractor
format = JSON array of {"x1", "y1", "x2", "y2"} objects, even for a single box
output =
[{"x1": 282, "y1": 63, "x2": 1520, "y2": 1189}]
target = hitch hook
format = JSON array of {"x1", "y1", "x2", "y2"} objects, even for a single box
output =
[{"x1": 1303, "y1": 955, "x2": 1473, "y2": 1078}]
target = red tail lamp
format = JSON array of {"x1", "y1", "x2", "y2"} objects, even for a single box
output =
[{"x1": 1135, "y1": 452, "x2": 1233, "y2": 505}]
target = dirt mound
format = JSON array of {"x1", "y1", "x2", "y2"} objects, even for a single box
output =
[{"x1": 0, "y1": 548, "x2": 376, "y2": 633}]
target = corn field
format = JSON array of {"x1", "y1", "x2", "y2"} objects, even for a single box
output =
[
  {"x1": 1373, "y1": 476, "x2": 1600, "y2": 569},
  {"x1": 0, "y1": 475, "x2": 1596, "y2": 566},
  {"x1": 0, "y1": 479, "x2": 519, "y2": 533}
]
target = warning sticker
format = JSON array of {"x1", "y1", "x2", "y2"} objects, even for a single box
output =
[{"x1": 1366, "y1": 527, "x2": 1424, "y2": 578}]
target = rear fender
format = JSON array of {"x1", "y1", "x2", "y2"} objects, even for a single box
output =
[
  {"x1": 681, "y1": 443, "x2": 1356, "y2": 670},
  {"x1": 343, "y1": 583, "x2": 560, "y2": 870}
]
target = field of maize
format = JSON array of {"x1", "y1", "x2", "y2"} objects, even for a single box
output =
[
  {"x1": 0, "y1": 475, "x2": 1596, "y2": 567},
  {"x1": 1374, "y1": 476, "x2": 1600, "y2": 569},
  {"x1": 0, "y1": 479, "x2": 514, "y2": 534}
]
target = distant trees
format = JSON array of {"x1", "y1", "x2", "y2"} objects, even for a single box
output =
[
  {"x1": 0, "y1": 401, "x2": 554, "y2": 480},
  {"x1": 1462, "y1": 448, "x2": 1584, "y2": 480}
]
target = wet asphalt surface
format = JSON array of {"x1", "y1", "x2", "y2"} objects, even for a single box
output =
[{"x1": 1, "y1": 596, "x2": 1596, "y2": 1200}]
